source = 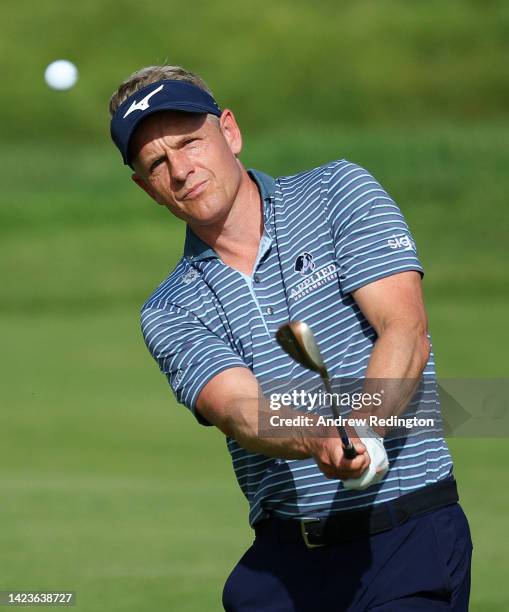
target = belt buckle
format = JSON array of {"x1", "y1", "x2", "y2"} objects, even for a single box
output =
[{"x1": 300, "y1": 518, "x2": 325, "y2": 549}]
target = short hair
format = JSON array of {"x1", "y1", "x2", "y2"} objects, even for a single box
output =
[{"x1": 109, "y1": 64, "x2": 213, "y2": 117}]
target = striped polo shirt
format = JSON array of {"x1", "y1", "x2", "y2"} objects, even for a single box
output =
[{"x1": 141, "y1": 160, "x2": 453, "y2": 526}]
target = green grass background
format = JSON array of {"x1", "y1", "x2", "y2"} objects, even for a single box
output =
[{"x1": 1, "y1": 1, "x2": 508, "y2": 610}]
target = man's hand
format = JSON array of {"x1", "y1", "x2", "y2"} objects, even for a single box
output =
[
  {"x1": 342, "y1": 426, "x2": 389, "y2": 490},
  {"x1": 304, "y1": 435, "x2": 370, "y2": 480}
]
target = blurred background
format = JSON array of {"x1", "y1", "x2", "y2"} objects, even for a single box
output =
[{"x1": 1, "y1": 1, "x2": 508, "y2": 610}]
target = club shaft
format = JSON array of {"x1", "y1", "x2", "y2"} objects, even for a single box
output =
[{"x1": 321, "y1": 375, "x2": 357, "y2": 459}]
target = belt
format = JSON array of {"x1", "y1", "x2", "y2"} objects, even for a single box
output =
[{"x1": 255, "y1": 477, "x2": 458, "y2": 549}]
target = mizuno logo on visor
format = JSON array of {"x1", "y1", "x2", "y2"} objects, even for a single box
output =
[{"x1": 123, "y1": 84, "x2": 164, "y2": 119}]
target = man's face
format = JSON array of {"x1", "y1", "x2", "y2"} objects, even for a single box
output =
[{"x1": 130, "y1": 109, "x2": 243, "y2": 227}]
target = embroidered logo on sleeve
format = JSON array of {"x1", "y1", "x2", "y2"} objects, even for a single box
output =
[
  {"x1": 172, "y1": 369, "x2": 184, "y2": 388},
  {"x1": 387, "y1": 234, "x2": 416, "y2": 252}
]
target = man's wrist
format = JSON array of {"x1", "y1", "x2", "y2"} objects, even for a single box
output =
[{"x1": 347, "y1": 411, "x2": 386, "y2": 439}]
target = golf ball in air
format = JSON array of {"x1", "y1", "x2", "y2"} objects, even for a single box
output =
[{"x1": 44, "y1": 60, "x2": 78, "y2": 90}]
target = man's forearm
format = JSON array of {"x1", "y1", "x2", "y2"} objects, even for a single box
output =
[
  {"x1": 219, "y1": 395, "x2": 371, "y2": 481},
  {"x1": 354, "y1": 321, "x2": 431, "y2": 435},
  {"x1": 196, "y1": 366, "x2": 371, "y2": 480},
  {"x1": 220, "y1": 396, "x2": 330, "y2": 459}
]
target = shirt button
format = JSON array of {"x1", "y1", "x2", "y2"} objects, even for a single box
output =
[
  {"x1": 254, "y1": 274, "x2": 261, "y2": 283},
  {"x1": 266, "y1": 306, "x2": 274, "y2": 315}
]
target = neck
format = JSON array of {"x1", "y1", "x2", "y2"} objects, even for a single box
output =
[{"x1": 190, "y1": 170, "x2": 264, "y2": 275}]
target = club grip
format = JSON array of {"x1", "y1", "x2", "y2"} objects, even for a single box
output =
[{"x1": 343, "y1": 444, "x2": 357, "y2": 460}]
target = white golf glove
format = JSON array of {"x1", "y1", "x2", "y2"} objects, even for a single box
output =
[{"x1": 342, "y1": 425, "x2": 389, "y2": 490}]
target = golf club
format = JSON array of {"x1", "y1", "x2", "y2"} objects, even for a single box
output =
[{"x1": 276, "y1": 321, "x2": 357, "y2": 459}]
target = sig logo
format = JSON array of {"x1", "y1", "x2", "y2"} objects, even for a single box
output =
[{"x1": 387, "y1": 234, "x2": 416, "y2": 252}]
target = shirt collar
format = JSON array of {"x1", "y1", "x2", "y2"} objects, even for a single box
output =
[{"x1": 184, "y1": 168, "x2": 276, "y2": 262}]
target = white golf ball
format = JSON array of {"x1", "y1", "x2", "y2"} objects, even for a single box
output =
[{"x1": 44, "y1": 60, "x2": 78, "y2": 91}]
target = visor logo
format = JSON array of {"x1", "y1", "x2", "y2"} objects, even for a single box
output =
[{"x1": 123, "y1": 84, "x2": 164, "y2": 119}]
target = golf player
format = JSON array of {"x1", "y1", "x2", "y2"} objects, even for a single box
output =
[{"x1": 110, "y1": 65, "x2": 473, "y2": 611}]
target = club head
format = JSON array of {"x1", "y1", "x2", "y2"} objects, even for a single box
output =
[{"x1": 276, "y1": 321, "x2": 328, "y2": 377}]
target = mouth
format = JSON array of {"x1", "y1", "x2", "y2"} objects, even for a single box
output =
[{"x1": 182, "y1": 179, "x2": 208, "y2": 200}]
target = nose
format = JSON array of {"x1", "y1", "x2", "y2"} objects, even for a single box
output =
[{"x1": 169, "y1": 150, "x2": 193, "y2": 183}]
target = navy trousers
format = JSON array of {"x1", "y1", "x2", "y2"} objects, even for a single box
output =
[{"x1": 222, "y1": 504, "x2": 472, "y2": 611}]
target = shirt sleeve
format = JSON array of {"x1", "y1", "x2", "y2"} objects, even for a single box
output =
[
  {"x1": 325, "y1": 160, "x2": 424, "y2": 294},
  {"x1": 140, "y1": 304, "x2": 249, "y2": 425}
]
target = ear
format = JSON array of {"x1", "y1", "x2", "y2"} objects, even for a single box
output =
[
  {"x1": 218, "y1": 109, "x2": 242, "y2": 156},
  {"x1": 131, "y1": 173, "x2": 164, "y2": 205}
]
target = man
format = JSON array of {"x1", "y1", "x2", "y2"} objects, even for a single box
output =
[{"x1": 109, "y1": 65, "x2": 472, "y2": 611}]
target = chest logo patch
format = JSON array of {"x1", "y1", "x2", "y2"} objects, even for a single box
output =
[
  {"x1": 294, "y1": 252, "x2": 315, "y2": 276},
  {"x1": 289, "y1": 262, "x2": 338, "y2": 302}
]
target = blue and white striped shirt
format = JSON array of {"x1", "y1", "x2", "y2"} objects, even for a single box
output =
[{"x1": 141, "y1": 160, "x2": 453, "y2": 526}]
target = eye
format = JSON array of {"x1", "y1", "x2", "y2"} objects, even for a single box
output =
[
  {"x1": 183, "y1": 138, "x2": 198, "y2": 147},
  {"x1": 150, "y1": 157, "x2": 165, "y2": 173}
]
